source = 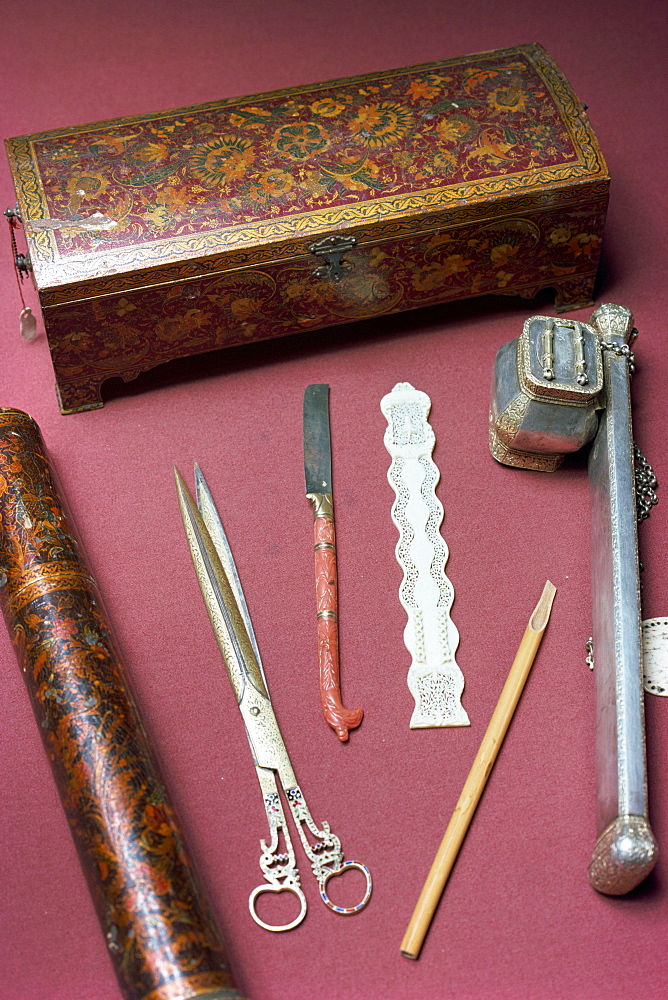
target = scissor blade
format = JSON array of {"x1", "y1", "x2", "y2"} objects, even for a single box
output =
[
  {"x1": 176, "y1": 467, "x2": 297, "y2": 782},
  {"x1": 194, "y1": 463, "x2": 265, "y2": 683},
  {"x1": 175, "y1": 467, "x2": 268, "y2": 706}
]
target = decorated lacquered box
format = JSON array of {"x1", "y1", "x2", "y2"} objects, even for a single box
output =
[{"x1": 5, "y1": 43, "x2": 609, "y2": 413}]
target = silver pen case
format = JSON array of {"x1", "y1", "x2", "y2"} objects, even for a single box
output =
[{"x1": 490, "y1": 303, "x2": 658, "y2": 895}]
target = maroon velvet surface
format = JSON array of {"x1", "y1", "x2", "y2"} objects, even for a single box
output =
[{"x1": 1, "y1": 3, "x2": 667, "y2": 998}]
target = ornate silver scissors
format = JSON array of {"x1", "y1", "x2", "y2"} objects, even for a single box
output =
[{"x1": 175, "y1": 465, "x2": 372, "y2": 931}]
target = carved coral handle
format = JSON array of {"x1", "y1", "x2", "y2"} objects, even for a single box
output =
[{"x1": 308, "y1": 492, "x2": 364, "y2": 741}]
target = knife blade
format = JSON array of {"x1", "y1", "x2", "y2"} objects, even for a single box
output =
[{"x1": 303, "y1": 384, "x2": 363, "y2": 741}]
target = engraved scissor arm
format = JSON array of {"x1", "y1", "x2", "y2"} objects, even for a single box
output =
[
  {"x1": 240, "y1": 680, "x2": 371, "y2": 916},
  {"x1": 249, "y1": 764, "x2": 307, "y2": 932},
  {"x1": 282, "y1": 781, "x2": 372, "y2": 915}
]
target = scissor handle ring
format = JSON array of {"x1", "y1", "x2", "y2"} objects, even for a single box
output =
[
  {"x1": 248, "y1": 882, "x2": 307, "y2": 932},
  {"x1": 319, "y1": 860, "x2": 373, "y2": 915}
]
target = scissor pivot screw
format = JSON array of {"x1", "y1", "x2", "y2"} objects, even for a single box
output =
[{"x1": 250, "y1": 706, "x2": 260, "y2": 716}]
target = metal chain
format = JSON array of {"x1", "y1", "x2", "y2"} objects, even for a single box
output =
[
  {"x1": 585, "y1": 637, "x2": 594, "y2": 670},
  {"x1": 634, "y1": 444, "x2": 659, "y2": 522},
  {"x1": 600, "y1": 340, "x2": 636, "y2": 373},
  {"x1": 598, "y1": 337, "x2": 657, "y2": 521}
]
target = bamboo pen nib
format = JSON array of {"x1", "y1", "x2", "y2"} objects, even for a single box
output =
[
  {"x1": 530, "y1": 580, "x2": 557, "y2": 633},
  {"x1": 400, "y1": 581, "x2": 556, "y2": 960}
]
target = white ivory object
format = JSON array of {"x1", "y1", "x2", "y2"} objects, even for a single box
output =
[
  {"x1": 381, "y1": 382, "x2": 469, "y2": 728},
  {"x1": 642, "y1": 618, "x2": 668, "y2": 696}
]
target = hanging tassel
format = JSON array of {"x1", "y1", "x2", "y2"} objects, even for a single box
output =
[
  {"x1": 19, "y1": 306, "x2": 37, "y2": 341},
  {"x1": 5, "y1": 207, "x2": 37, "y2": 340}
]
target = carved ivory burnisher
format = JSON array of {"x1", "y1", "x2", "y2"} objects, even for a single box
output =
[{"x1": 382, "y1": 382, "x2": 469, "y2": 730}]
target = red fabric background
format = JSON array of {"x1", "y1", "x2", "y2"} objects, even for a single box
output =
[{"x1": 1, "y1": 3, "x2": 666, "y2": 998}]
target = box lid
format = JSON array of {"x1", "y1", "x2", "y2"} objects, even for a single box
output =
[{"x1": 6, "y1": 43, "x2": 608, "y2": 304}]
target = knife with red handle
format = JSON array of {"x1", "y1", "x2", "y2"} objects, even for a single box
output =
[{"x1": 304, "y1": 384, "x2": 364, "y2": 741}]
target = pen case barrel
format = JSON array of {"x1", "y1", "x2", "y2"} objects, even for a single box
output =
[
  {"x1": 587, "y1": 352, "x2": 658, "y2": 893},
  {"x1": 0, "y1": 408, "x2": 243, "y2": 1000}
]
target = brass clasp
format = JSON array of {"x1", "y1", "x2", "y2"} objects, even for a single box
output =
[{"x1": 309, "y1": 235, "x2": 357, "y2": 282}]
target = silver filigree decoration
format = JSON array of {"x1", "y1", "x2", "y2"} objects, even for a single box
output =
[
  {"x1": 634, "y1": 445, "x2": 658, "y2": 522},
  {"x1": 588, "y1": 815, "x2": 658, "y2": 895},
  {"x1": 381, "y1": 382, "x2": 469, "y2": 728}
]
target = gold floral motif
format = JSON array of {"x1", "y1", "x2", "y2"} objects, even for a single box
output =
[
  {"x1": 568, "y1": 232, "x2": 602, "y2": 257},
  {"x1": 431, "y1": 150, "x2": 458, "y2": 175},
  {"x1": 159, "y1": 185, "x2": 194, "y2": 213},
  {"x1": 411, "y1": 254, "x2": 473, "y2": 291},
  {"x1": 248, "y1": 169, "x2": 295, "y2": 202},
  {"x1": 348, "y1": 102, "x2": 413, "y2": 147},
  {"x1": 229, "y1": 297, "x2": 263, "y2": 320},
  {"x1": 487, "y1": 84, "x2": 527, "y2": 113},
  {"x1": 116, "y1": 298, "x2": 137, "y2": 317},
  {"x1": 272, "y1": 122, "x2": 330, "y2": 159},
  {"x1": 301, "y1": 170, "x2": 331, "y2": 198},
  {"x1": 131, "y1": 141, "x2": 170, "y2": 164},
  {"x1": 190, "y1": 136, "x2": 255, "y2": 187},
  {"x1": 495, "y1": 270, "x2": 514, "y2": 287},
  {"x1": 435, "y1": 119, "x2": 473, "y2": 144},
  {"x1": 405, "y1": 75, "x2": 445, "y2": 101},
  {"x1": 550, "y1": 225, "x2": 572, "y2": 244},
  {"x1": 490, "y1": 243, "x2": 519, "y2": 265},
  {"x1": 310, "y1": 98, "x2": 346, "y2": 117},
  {"x1": 144, "y1": 205, "x2": 174, "y2": 231}
]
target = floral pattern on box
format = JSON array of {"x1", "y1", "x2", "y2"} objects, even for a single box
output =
[
  {"x1": 44, "y1": 199, "x2": 606, "y2": 414},
  {"x1": 27, "y1": 50, "x2": 579, "y2": 258}
]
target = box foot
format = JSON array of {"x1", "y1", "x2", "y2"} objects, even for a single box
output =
[
  {"x1": 554, "y1": 273, "x2": 597, "y2": 312},
  {"x1": 56, "y1": 380, "x2": 105, "y2": 415}
]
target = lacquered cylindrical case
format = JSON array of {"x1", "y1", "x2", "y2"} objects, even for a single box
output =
[{"x1": 0, "y1": 408, "x2": 243, "y2": 1000}]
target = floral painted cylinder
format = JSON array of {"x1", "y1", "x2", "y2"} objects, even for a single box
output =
[{"x1": 0, "y1": 408, "x2": 243, "y2": 1000}]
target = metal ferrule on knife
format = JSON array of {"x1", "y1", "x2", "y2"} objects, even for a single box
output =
[{"x1": 307, "y1": 492, "x2": 334, "y2": 519}]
